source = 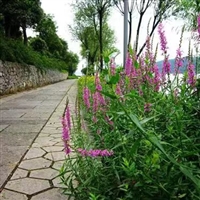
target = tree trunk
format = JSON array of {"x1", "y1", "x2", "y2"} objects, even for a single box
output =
[
  {"x1": 128, "y1": 12, "x2": 132, "y2": 48},
  {"x1": 137, "y1": 16, "x2": 161, "y2": 57},
  {"x1": 134, "y1": 12, "x2": 144, "y2": 54},
  {"x1": 99, "y1": 11, "x2": 103, "y2": 72},
  {"x1": 22, "y1": 26, "x2": 28, "y2": 45},
  {"x1": 4, "y1": 16, "x2": 11, "y2": 37}
]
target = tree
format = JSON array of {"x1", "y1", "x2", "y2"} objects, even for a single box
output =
[
  {"x1": 35, "y1": 14, "x2": 79, "y2": 74},
  {"x1": 71, "y1": 1, "x2": 116, "y2": 71},
  {"x1": 73, "y1": 0, "x2": 115, "y2": 71},
  {"x1": 36, "y1": 14, "x2": 64, "y2": 58},
  {"x1": 174, "y1": 0, "x2": 200, "y2": 30},
  {"x1": 29, "y1": 37, "x2": 48, "y2": 53},
  {"x1": 113, "y1": 0, "x2": 178, "y2": 57},
  {"x1": 0, "y1": 0, "x2": 43, "y2": 44},
  {"x1": 65, "y1": 51, "x2": 79, "y2": 76}
]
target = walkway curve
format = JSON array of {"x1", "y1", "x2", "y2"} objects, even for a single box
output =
[{"x1": 0, "y1": 80, "x2": 77, "y2": 199}]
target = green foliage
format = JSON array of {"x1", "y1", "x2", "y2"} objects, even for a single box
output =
[
  {"x1": 70, "y1": 0, "x2": 117, "y2": 70},
  {"x1": 60, "y1": 44, "x2": 200, "y2": 199},
  {"x1": 36, "y1": 14, "x2": 63, "y2": 56},
  {"x1": 67, "y1": 75, "x2": 79, "y2": 79},
  {"x1": 0, "y1": 36, "x2": 68, "y2": 71},
  {"x1": 174, "y1": 0, "x2": 200, "y2": 30},
  {"x1": 0, "y1": 0, "x2": 43, "y2": 43},
  {"x1": 0, "y1": 0, "x2": 79, "y2": 75},
  {"x1": 29, "y1": 37, "x2": 48, "y2": 53},
  {"x1": 81, "y1": 66, "x2": 95, "y2": 75}
]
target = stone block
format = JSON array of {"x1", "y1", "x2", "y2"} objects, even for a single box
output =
[{"x1": 5, "y1": 178, "x2": 50, "y2": 195}]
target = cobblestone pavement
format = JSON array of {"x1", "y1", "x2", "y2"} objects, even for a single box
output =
[{"x1": 0, "y1": 80, "x2": 77, "y2": 199}]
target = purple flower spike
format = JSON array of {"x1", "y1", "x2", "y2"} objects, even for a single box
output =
[
  {"x1": 125, "y1": 53, "x2": 132, "y2": 76},
  {"x1": 158, "y1": 23, "x2": 168, "y2": 54},
  {"x1": 187, "y1": 62, "x2": 196, "y2": 87},
  {"x1": 83, "y1": 87, "x2": 91, "y2": 109},
  {"x1": 77, "y1": 148, "x2": 114, "y2": 157}
]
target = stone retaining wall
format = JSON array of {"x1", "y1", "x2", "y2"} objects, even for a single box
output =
[{"x1": 0, "y1": 60, "x2": 68, "y2": 95}]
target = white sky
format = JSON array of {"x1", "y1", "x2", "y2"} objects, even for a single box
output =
[{"x1": 28, "y1": 0, "x2": 194, "y2": 75}]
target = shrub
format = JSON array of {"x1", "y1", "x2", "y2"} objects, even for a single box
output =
[
  {"x1": 0, "y1": 35, "x2": 68, "y2": 71},
  {"x1": 60, "y1": 24, "x2": 200, "y2": 200}
]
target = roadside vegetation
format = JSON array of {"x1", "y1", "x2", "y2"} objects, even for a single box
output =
[
  {"x1": 60, "y1": 0, "x2": 200, "y2": 199},
  {"x1": 0, "y1": 0, "x2": 79, "y2": 75}
]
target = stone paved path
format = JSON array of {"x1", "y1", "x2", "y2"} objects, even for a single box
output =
[{"x1": 0, "y1": 80, "x2": 77, "y2": 199}]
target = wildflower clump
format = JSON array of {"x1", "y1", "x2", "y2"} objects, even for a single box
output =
[{"x1": 60, "y1": 22, "x2": 200, "y2": 200}]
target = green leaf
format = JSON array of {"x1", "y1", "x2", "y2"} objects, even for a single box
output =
[
  {"x1": 100, "y1": 91, "x2": 117, "y2": 99},
  {"x1": 129, "y1": 114, "x2": 146, "y2": 133},
  {"x1": 134, "y1": 60, "x2": 139, "y2": 69},
  {"x1": 107, "y1": 73, "x2": 120, "y2": 84},
  {"x1": 180, "y1": 166, "x2": 200, "y2": 190},
  {"x1": 148, "y1": 135, "x2": 166, "y2": 155},
  {"x1": 140, "y1": 116, "x2": 157, "y2": 125},
  {"x1": 104, "y1": 56, "x2": 110, "y2": 64}
]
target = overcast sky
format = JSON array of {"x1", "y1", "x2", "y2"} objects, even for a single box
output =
[{"x1": 30, "y1": 0, "x2": 193, "y2": 75}]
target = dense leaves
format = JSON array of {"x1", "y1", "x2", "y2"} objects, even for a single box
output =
[
  {"x1": 60, "y1": 22, "x2": 200, "y2": 199},
  {"x1": 0, "y1": 0, "x2": 79, "y2": 74},
  {"x1": 71, "y1": 0, "x2": 117, "y2": 72}
]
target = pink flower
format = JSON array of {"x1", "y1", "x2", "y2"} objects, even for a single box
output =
[
  {"x1": 115, "y1": 83, "x2": 122, "y2": 96},
  {"x1": 153, "y1": 65, "x2": 161, "y2": 92},
  {"x1": 64, "y1": 142, "x2": 71, "y2": 154},
  {"x1": 105, "y1": 115, "x2": 114, "y2": 126},
  {"x1": 174, "y1": 88, "x2": 179, "y2": 98},
  {"x1": 187, "y1": 62, "x2": 196, "y2": 87},
  {"x1": 66, "y1": 106, "x2": 71, "y2": 130},
  {"x1": 62, "y1": 124, "x2": 70, "y2": 141},
  {"x1": 110, "y1": 57, "x2": 116, "y2": 75},
  {"x1": 62, "y1": 105, "x2": 71, "y2": 155},
  {"x1": 125, "y1": 53, "x2": 132, "y2": 76},
  {"x1": 92, "y1": 92, "x2": 99, "y2": 112},
  {"x1": 144, "y1": 103, "x2": 152, "y2": 112},
  {"x1": 77, "y1": 148, "x2": 114, "y2": 157},
  {"x1": 95, "y1": 74, "x2": 102, "y2": 91},
  {"x1": 92, "y1": 116, "x2": 97, "y2": 123},
  {"x1": 158, "y1": 23, "x2": 168, "y2": 54},
  {"x1": 97, "y1": 129, "x2": 101, "y2": 135},
  {"x1": 83, "y1": 87, "x2": 91, "y2": 109},
  {"x1": 163, "y1": 56, "x2": 171, "y2": 75},
  {"x1": 175, "y1": 48, "x2": 183, "y2": 73}
]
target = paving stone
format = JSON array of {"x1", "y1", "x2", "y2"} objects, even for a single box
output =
[
  {"x1": 44, "y1": 152, "x2": 66, "y2": 161},
  {"x1": 0, "y1": 146, "x2": 29, "y2": 189},
  {"x1": 30, "y1": 168, "x2": 58, "y2": 180},
  {"x1": 32, "y1": 142, "x2": 40, "y2": 147},
  {"x1": 50, "y1": 137, "x2": 62, "y2": 142},
  {"x1": 31, "y1": 188, "x2": 70, "y2": 200},
  {"x1": 11, "y1": 168, "x2": 28, "y2": 180},
  {"x1": 52, "y1": 177, "x2": 67, "y2": 188},
  {"x1": 5, "y1": 178, "x2": 50, "y2": 195},
  {"x1": 41, "y1": 128, "x2": 61, "y2": 134},
  {"x1": 24, "y1": 148, "x2": 46, "y2": 159},
  {"x1": 32, "y1": 138, "x2": 57, "y2": 147},
  {"x1": 0, "y1": 125, "x2": 9, "y2": 132},
  {"x1": 19, "y1": 157, "x2": 52, "y2": 170},
  {"x1": 38, "y1": 133, "x2": 50, "y2": 137},
  {"x1": 49, "y1": 134, "x2": 62, "y2": 138},
  {"x1": 42, "y1": 146, "x2": 64, "y2": 153},
  {"x1": 35, "y1": 136, "x2": 53, "y2": 142},
  {"x1": 52, "y1": 161, "x2": 65, "y2": 170},
  {"x1": 2, "y1": 124, "x2": 43, "y2": 133},
  {"x1": 0, "y1": 189, "x2": 28, "y2": 200},
  {"x1": 54, "y1": 141, "x2": 64, "y2": 146}
]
